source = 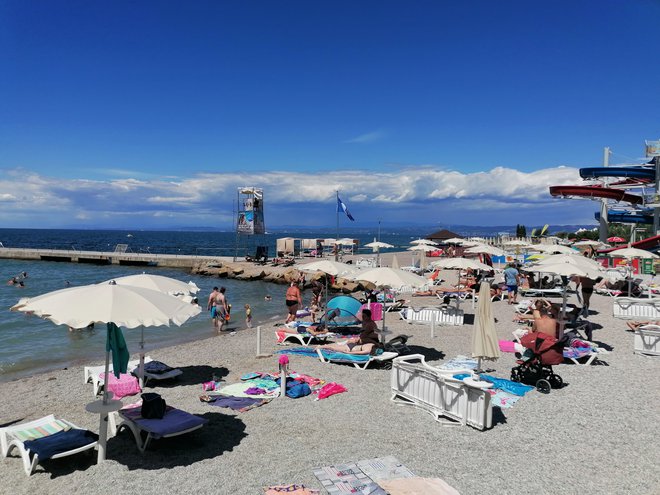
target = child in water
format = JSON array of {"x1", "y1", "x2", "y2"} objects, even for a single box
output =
[{"x1": 245, "y1": 304, "x2": 252, "y2": 328}]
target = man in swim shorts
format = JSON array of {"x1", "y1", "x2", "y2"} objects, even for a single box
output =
[{"x1": 503, "y1": 263, "x2": 520, "y2": 305}]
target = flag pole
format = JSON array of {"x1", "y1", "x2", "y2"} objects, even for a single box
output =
[{"x1": 335, "y1": 190, "x2": 339, "y2": 261}]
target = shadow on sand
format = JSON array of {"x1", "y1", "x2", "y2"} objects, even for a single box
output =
[{"x1": 144, "y1": 365, "x2": 229, "y2": 388}]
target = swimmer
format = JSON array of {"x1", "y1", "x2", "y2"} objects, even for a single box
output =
[{"x1": 264, "y1": 295, "x2": 272, "y2": 301}]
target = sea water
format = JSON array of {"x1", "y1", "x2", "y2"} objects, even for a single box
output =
[{"x1": 0, "y1": 227, "x2": 442, "y2": 381}]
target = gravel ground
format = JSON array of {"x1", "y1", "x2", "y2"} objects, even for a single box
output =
[{"x1": 0, "y1": 282, "x2": 658, "y2": 495}]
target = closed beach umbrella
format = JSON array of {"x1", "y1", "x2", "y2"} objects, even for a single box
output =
[
  {"x1": 12, "y1": 283, "x2": 200, "y2": 463},
  {"x1": 472, "y1": 282, "x2": 500, "y2": 373}
]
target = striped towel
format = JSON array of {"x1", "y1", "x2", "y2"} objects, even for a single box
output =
[{"x1": 13, "y1": 419, "x2": 72, "y2": 442}]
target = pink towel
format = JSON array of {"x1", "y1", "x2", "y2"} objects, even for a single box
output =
[
  {"x1": 99, "y1": 372, "x2": 141, "y2": 399},
  {"x1": 498, "y1": 340, "x2": 516, "y2": 353},
  {"x1": 359, "y1": 302, "x2": 383, "y2": 321}
]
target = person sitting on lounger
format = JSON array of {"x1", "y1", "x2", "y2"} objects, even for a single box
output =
[
  {"x1": 317, "y1": 308, "x2": 381, "y2": 354},
  {"x1": 532, "y1": 306, "x2": 559, "y2": 339},
  {"x1": 626, "y1": 320, "x2": 660, "y2": 332}
]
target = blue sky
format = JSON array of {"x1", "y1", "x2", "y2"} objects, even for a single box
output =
[{"x1": 1, "y1": 1, "x2": 659, "y2": 229}]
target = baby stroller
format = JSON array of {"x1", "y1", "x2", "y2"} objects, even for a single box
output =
[{"x1": 511, "y1": 332, "x2": 564, "y2": 394}]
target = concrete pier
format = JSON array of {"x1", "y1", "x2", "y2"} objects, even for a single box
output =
[{"x1": 0, "y1": 247, "x2": 230, "y2": 269}]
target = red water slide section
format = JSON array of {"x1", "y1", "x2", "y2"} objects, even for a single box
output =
[
  {"x1": 599, "y1": 234, "x2": 660, "y2": 254},
  {"x1": 549, "y1": 185, "x2": 644, "y2": 205}
]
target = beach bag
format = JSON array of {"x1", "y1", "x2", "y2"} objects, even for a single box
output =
[
  {"x1": 285, "y1": 382, "x2": 311, "y2": 399},
  {"x1": 141, "y1": 392, "x2": 167, "y2": 419}
]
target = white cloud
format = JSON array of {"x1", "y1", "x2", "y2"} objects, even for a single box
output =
[{"x1": 0, "y1": 164, "x2": 585, "y2": 227}]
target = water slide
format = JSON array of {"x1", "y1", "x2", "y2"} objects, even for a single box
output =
[
  {"x1": 549, "y1": 185, "x2": 644, "y2": 205},
  {"x1": 595, "y1": 210, "x2": 653, "y2": 224},
  {"x1": 579, "y1": 167, "x2": 655, "y2": 181}
]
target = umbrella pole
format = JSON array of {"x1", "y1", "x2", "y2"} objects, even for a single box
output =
[
  {"x1": 139, "y1": 325, "x2": 145, "y2": 389},
  {"x1": 97, "y1": 348, "x2": 111, "y2": 463}
]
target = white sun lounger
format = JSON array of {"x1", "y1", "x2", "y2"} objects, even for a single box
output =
[
  {"x1": 519, "y1": 287, "x2": 564, "y2": 297},
  {"x1": 316, "y1": 348, "x2": 398, "y2": 370},
  {"x1": 613, "y1": 297, "x2": 660, "y2": 321},
  {"x1": 0, "y1": 415, "x2": 98, "y2": 475},
  {"x1": 111, "y1": 406, "x2": 207, "y2": 453},
  {"x1": 400, "y1": 306, "x2": 464, "y2": 326},
  {"x1": 276, "y1": 330, "x2": 335, "y2": 346},
  {"x1": 635, "y1": 324, "x2": 660, "y2": 356},
  {"x1": 390, "y1": 354, "x2": 492, "y2": 430},
  {"x1": 84, "y1": 358, "x2": 150, "y2": 396}
]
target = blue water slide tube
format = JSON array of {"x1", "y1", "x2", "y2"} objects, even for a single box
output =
[
  {"x1": 595, "y1": 210, "x2": 653, "y2": 224},
  {"x1": 580, "y1": 167, "x2": 655, "y2": 181}
]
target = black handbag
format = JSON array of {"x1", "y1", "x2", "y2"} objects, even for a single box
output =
[{"x1": 141, "y1": 393, "x2": 167, "y2": 419}]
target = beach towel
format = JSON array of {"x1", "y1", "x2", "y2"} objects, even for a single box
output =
[
  {"x1": 276, "y1": 347, "x2": 319, "y2": 358},
  {"x1": 440, "y1": 356, "x2": 478, "y2": 370},
  {"x1": 320, "y1": 350, "x2": 370, "y2": 364},
  {"x1": 204, "y1": 395, "x2": 271, "y2": 412},
  {"x1": 99, "y1": 372, "x2": 141, "y2": 399},
  {"x1": 315, "y1": 382, "x2": 347, "y2": 400},
  {"x1": 314, "y1": 456, "x2": 414, "y2": 495},
  {"x1": 106, "y1": 322, "x2": 129, "y2": 379},
  {"x1": 479, "y1": 375, "x2": 534, "y2": 397},
  {"x1": 378, "y1": 477, "x2": 460, "y2": 495},
  {"x1": 487, "y1": 389, "x2": 522, "y2": 409},
  {"x1": 214, "y1": 381, "x2": 280, "y2": 398},
  {"x1": 24, "y1": 429, "x2": 98, "y2": 461}
]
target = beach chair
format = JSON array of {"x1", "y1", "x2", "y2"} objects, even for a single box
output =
[
  {"x1": 400, "y1": 306, "x2": 464, "y2": 326},
  {"x1": 316, "y1": 348, "x2": 398, "y2": 370},
  {"x1": 275, "y1": 328, "x2": 335, "y2": 346},
  {"x1": 634, "y1": 324, "x2": 660, "y2": 356},
  {"x1": 111, "y1": 405, "x2": 208, "y2": 453},
  {"x1": 0, "y1": 415, "x2": 98, "y2": 476},
  {"x1": 133, "y1": 360, "x2": 184, "y2": 386},
  {"x1": 519, "y1": 287, "x2": 564, "y2": 297},
  {"x1": 390, "y1": 354, "x2": 492, "y2": 430},
  {"x1": 612, "y1": 297, "x2": 660, "y2": 321},
  {"x1": 84, "y1": 357, "x2": 150, "y2": 396}
]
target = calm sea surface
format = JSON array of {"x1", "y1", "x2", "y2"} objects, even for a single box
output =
[{"x1": 0, "y1": 227, "x2": 443, "y2": 382}]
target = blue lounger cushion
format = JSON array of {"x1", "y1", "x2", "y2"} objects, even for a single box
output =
[
  {"x1": 319, "y1": 350, "x2": 370, "y2": 363},
  {"x1": 23, "y1": 429, "x2": 98, "y2": 461},
  {"x1": 119, "y1": 407, "x2": 207, "y2": 439}
]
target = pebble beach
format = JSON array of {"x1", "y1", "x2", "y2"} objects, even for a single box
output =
[{"x1": 0, "y1": 269, "x2": 659, "y2": 495}]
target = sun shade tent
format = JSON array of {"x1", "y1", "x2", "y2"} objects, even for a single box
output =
[
  {"x1": 324, "y1": 295, "x2": 363, "y2": 326},
  {"x1": 11, "y1": 283, "x2": 200, "y2": 463}
]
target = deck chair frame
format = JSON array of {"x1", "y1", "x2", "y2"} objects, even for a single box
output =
[
  {"x1": 111, "y1": 409, "x2": 206, "y2": 453},
  {"x1": 316, "y1": 348, "x2": 398, "y2": 370},
  {"x1": 0, "y1": 415, "x2": 97, "y2": 476},
  {"x1": 276, "y1": 331, "x2": 335, "y2": 346}
]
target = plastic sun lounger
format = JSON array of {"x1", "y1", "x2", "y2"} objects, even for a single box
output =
[
  {"x1": 390, "y1": 354, "x2": 492, "y2": 430},
  {"x1": 400, "y1": 306, "x2": 464, "y2": 326},
  {"x1": 133, "y1": 362, "x2": 184, "y2": 386},
  {"x1": 316, "y1": 348, "x2": 399, "y2": 370},
  {"x1": 613, "y1": 297, "x2": 660, "y2": 321},
  {"x1": 0, "y1": 415, "x2": 98, "y2": 476},
  {"x1": 84, "y1": 357, "x2": 151, "y2": 396},
  {"x1": 595, "y1": 288, "x2": 623, "y2": 297},
  {"x1": 635, "y1": 324, "x2": 660, "y2": 356},
  {"x1": 111, "y1": 406, "x2": 207, "y2": 453},
  {"x1": 519, "y1": 287, "x2": 564, "y2": 297},
  {"x1": 276, "y1": 329, "x2": 335, "y2": 346}
]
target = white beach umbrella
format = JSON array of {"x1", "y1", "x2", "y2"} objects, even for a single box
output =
[
  {"x1": 464, "y1": 244, "x2": 505, "y2": 256},
  {"x1": 503, "y1": 239, "x2": 531, "y2": 246},
  {"x1": 468, "y1": 237, "x2": 487, "y2": 242},
  {"x1": 533, "y1": 245, "x2": 578, "y2": 255},
  {"x1": 410, "y1": 238, "x2": 438, "y2": 246},
  {"x1": 102, "y1": 274, "x2": 200, "y2": 297},
  {"x1": 444, "y1": 238, "x2": 465, "y2": 244},
  {"x1": 99, "y1": 274, "x2": 201, "y2": 385},
  {"x1": 572, "y1": 240, "x2": 604, "y2": 247},
  {"x1": 608, "y1": 247, "x2": 659, "y2": 259},
  {"x1": 12, "y1": 283, "x2": 200, "y2": 463},
  {"x1": 349, "y1": 267, "x2": 429, "y2": 289},
  {"x1": 335, "y1": 238, "x2": 355, "y2": 246},
  {"x1": 407, "y1": 244, "x2": 434, "y2": 251},
  {"x1": 298, "y1": 260, "x2": 357, "y2": 277},
  {"x1": 472, "y1": 282, "x2": 500, "y2": 373},
  {"x1": 431, "y1": 257, "x2": 493, "y2": 271},
  {"x1": 365, "y1": 241, "x2": 394, "y2": 250}
]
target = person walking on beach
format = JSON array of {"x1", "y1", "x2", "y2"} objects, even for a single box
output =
[
  {"x1": 245, "y1": 303, "x2": 252, "y2": 328},
  {"x1": 285, "y1": 280, "x2": 302, "y2": 323},
  {"x1": 215, "y1": 287, "x2": 229, "y2": 331},
  {"x1": 503, "y1": 263, "x2": 520, "y2": 305},
  {"x1": 207, "y1": 287, "x2": 219, "y2": 326}
]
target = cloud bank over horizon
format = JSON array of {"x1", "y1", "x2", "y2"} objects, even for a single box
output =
[{"x1": 0, "y1": 165, "x2": 593, "y2": 229}]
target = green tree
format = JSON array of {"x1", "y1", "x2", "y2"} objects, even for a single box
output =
[{"x1": 515, "y1": 224, "x2": 527, "y2": 237}]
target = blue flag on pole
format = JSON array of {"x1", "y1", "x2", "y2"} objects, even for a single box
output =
[{"x1": 337, "y1": 196, "x2": 355, "y2": 221}]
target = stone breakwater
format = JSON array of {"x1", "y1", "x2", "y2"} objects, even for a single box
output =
[{"x1": 191, "y1": 260, "x2": 365, "y2": 293}]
